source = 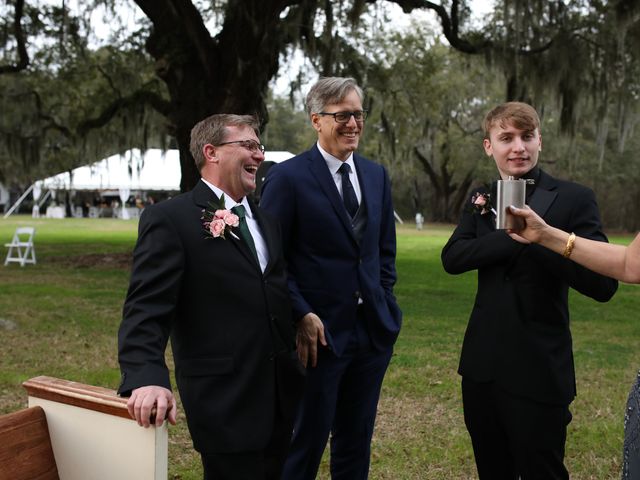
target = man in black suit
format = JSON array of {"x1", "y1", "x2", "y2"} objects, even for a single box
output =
[
  {"x1": 441, "y1": 102, "x2": 618, "y2": 479},
  {"x1": 261, "y1": 77, "x2": 402, "y2": 479},
  {"x1": 117, "y1": 114, "x2": 304, "y2": 480}
]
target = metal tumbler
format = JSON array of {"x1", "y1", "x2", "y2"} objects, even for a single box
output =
[{"x1": 496, "y1": 176, "x2": 526, "y2": 230}]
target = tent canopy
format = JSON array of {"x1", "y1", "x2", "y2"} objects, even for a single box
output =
[{"x1": 40, "y1": 149, "x2": 294, "y2": 191}]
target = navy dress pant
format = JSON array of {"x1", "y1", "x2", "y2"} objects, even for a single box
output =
[{"x1": 282, "y1": 321, "x2": 392, "y2": 480}]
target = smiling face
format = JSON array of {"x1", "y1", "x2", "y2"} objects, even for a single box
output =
[
  {"x1": 483, "y1": 121, "x2": 542, "y2": 179},
  {"x1": 311, "y1": 89, "x2": 363, "y2": 160},
  {"x1": 203, "y1": 125, "x2": 264, "y2": 201}
]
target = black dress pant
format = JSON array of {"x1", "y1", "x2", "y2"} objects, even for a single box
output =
[
  {"x1": 462, "y1": 377, "x2": 572, "y2": 480},
  {"x1": 200, "y1": 405, "x2": 292, "y2": 480}
]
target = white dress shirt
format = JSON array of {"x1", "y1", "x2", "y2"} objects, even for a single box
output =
[
  {"x1": 316, "y1": 143, "x2": 362, "y2": 205},
  {"x1": 201, "y1": 179, "x2": 269, "y2": 272}
]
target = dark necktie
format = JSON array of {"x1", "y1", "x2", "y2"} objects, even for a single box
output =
[
  {"x1": 338, "y1": 163, "x2": 359, "y2": 218},
  {"x1": 231, "y1": 205, "x2": 258, "y2": 262}
]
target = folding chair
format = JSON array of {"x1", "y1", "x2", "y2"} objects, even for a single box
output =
[{"x1": 4, "y1": 227, "x2": 36, "y2": 267}]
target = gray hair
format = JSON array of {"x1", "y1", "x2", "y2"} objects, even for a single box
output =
[
  {"x1": 305, "y1": 77, "x2": 364, "y2": 116},
  {"x1": 189, "y1": 114, "x2": 260, "y2": 170}
]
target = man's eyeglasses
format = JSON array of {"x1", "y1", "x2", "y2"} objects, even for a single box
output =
[
  {"x1": 216, "y1": 139, "x2": 265, "y2": 154},
  {"x1": 317, "y1": 110, "x2": 367, "y2": 124}
]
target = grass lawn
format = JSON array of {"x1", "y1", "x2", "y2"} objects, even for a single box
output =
[{"x1": 1, "y1": 216, "x2": 638, "y2": 479}]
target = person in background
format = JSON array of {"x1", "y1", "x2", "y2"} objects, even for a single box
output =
[
  {"x1": 260, "y1": 77, "x2": 402, "y2": 479},
  {"x1": 441, "y1": 101, "x2": 618, "y2": 479},
  {"x1": 117, "y1": 113, "x2": 304, "y2": 480},
  {"x1": 508, "y1": 204, "x2": 640, "y2": 479}
]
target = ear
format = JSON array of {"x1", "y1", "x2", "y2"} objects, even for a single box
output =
[
  {"x1": 311, "y1": 113, "x2": 322, "y2": 133},
  {"x1": 203, "y1": 144, "x2": 218, "y2": 163},
  {"x1": 538, "y1": 135, "x2": 543, "y2": 151},
  {"x1": 482, "y1": 138, "x2": 493, "y2": 157}
]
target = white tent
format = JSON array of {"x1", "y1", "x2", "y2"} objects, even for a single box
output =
[
  {"x1": 4, "y1": 149, "x2": 295, "y2": 218},
  {"x1": 42, "y1": 149, "x2": 179, "y2": 191},
  {"x1": 40, "y1": 148, "x2": 294, "y2": 191},
  {"x1": 0, "y1": 182, "x2": 9, "y2": 208}
]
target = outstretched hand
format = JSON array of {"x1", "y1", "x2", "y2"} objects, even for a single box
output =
[
  {"x1": 296, "y1": 312, "x2": 327, "y2": 368},
  {"x1": 127, "y1": 385, "x2": 177, "y2": 428},
  {"x1": 506, "y1": 205, "x2": 549, "y2": 245}
]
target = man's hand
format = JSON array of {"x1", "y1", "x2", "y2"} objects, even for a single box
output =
[
  {"x1": 127, "y1": 385, "x2": 177, "y2": 428},
  {"x1": 296, "y1": 312, "x2": 327, "y2": 368}
]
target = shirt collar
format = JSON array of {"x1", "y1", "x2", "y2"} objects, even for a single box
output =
[
  {"x1": 317, "y1": 142, "x2": 355, "y2": 175},
  {"x1": 200, "y1": 178, "x2": 253, "y2": 217},
  {"x1": 520, "y1": 166, "x2": 540, "y2": 184}
]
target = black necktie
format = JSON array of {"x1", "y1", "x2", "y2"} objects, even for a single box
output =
[
  {"x1": 231, "y1": 205, "x2": 258, "y2": 262},
  {"x1": 338, "y1": 163, "x2": 359, "y2": 218}
]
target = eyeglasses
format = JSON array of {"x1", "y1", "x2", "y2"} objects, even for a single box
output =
[
  {"x1": 216, "y1": 139, "x2": 265, "y2": 154},
  {"x1": 317, "y1": 110, "x2": 367, "y2": 124}
]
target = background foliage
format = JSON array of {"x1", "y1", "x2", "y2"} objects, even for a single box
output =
[{"x1": 1, "y1": 0, "x2": 640, "y2": 227}]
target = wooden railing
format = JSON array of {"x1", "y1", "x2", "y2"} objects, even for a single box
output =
[{"x1": 1, "y1": 376, "x2": 167, "y2": 480}]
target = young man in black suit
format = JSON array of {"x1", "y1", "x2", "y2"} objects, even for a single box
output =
[
  {"x1": 441, "y1": 102, "x2": 618, "y2": 479},
  {"x1": 117, "y1": 114, "x2": 304, "y2": 480}
]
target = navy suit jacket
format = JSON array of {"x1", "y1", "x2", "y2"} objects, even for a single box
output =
[
  {"x1": 260, "y1": 144, "x2": 402, "y2": 356},
  {"x1": 118, "y1": 180, "x2": 304, "y2": 453},
  {"x1": 442, "y1": 169, "x2": 618, "y2": 405}
]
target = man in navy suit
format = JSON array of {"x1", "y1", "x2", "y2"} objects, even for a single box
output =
[
  {"x1": 260, "y1": 77, "x2": 402, "y2": 479},
  {"x1": 118, "y1": 114, "x2": 304, "y2": 479},
  {"x1": 442, "y1": 102, "x2": 618, "y2": 479}
]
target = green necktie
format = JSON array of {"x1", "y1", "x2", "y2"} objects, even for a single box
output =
[{"x1": 231, "y1": 205, "x2": 258, "y2": 262}]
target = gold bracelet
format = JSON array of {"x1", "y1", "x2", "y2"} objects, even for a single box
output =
[{"x1": 563, "y1": 232, "x2": 576, "y2": 258}]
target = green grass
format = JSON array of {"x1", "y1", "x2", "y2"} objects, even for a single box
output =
[{"x1": 1, "y1": 216, "x2": 638, "y2": 479}]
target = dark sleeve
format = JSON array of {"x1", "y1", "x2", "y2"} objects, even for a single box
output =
[
  {"x1": 441, "y1": 210, "x2": 521, "y2": 275},
  {"x1": 260, "y1": 164, "x2": 314, "y2": 321},
  {"x1": 378, "y1": 165, "x2": 398, "y2": 294},
  {"x1": 117, "y1": 205, "x2": 184, "y2": 395},
  {"x1": 528, "y1": 188, "x2": 618, "y2": 302}
]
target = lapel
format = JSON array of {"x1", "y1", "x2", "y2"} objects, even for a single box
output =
[
  {"x1": 353, "y1": 154, "x2": 374, "y2": 246},
  {"x1": 528, "y1": 170, "x2": 558, "y2": 219},
  {"x1": 249, "y1": 198, "x2": 278, "y2": 275},
  {"x1": 504, "y1": 169, "x2": 558, "y2": 273},
  {"x1": 307, "y1": 146, "x2": 358, "y2": 244},
  {"x1": 192, "y1": 180, "x2": 262, "y2": 272}
]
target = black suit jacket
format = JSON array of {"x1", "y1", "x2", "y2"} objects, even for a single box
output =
[
  {"x1": 441, "y1": 169, "x2": 618, "y2": 405},
  {"x1": 118, "y1": 180, "x2": 304, "y2": 453}
]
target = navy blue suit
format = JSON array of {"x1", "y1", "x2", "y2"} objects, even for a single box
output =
[{"x1": 260, "y1": 144, "x2": 401, "y2": 479}]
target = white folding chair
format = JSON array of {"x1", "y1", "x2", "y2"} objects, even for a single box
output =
[{"x1": 4, "y1": 227, "x2": 36, "y2": 267}]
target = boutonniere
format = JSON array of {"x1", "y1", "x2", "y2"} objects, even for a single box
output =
[
  {"x1": 201, "y1": 193, "x2": 240, "y2": 240},
  {"x1": 471, "y1": 191, "x2": 496, "y2": 216}
]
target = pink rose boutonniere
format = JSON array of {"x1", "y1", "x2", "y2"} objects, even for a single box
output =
[
  {"x1": 201, "y1": 194, "x2": 240, "y2": 240},
  {"x1": 471, "y1": 192, "x2": 496, "y2": 216}
]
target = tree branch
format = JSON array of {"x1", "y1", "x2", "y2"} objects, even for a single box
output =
[
  {"x1": 134, "y1": 0, "x2": 217, "y2": 80},
  {"x1": 387, "y1": 0, "x2": 557, "y2": 56},
  {"x1": 77, "y1": 89, "x2": 171, "y2": 136},
  {"x1": 388, "y1": 0, "x2": 491, "y2": 53},
  {"x1": 0, "y1": 0, "x2": 30, "y2": 74},
  {"x1": 414, "y1": 145, "x2": 442, "y2": 197}
]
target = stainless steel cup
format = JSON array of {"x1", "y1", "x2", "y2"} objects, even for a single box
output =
[{"x1": 496, "y1": 176, "x2": 526, "y2": 230}]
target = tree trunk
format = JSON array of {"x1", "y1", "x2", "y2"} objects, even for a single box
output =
[{"x1": 134, "y1": 0, "x2": 297, "y2": 192}]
